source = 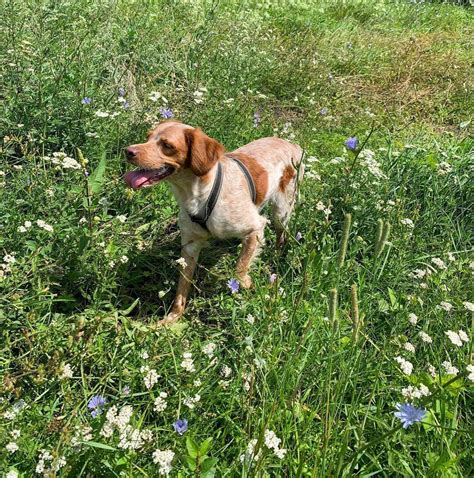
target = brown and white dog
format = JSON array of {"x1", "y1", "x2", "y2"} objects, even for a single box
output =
[{"x1": 124, "y1": 121, "x2": 303, "y2": 324}]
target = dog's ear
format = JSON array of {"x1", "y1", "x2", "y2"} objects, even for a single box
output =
[{"x1": 184, "y1": 128, "x2": 224, "y2": 176}]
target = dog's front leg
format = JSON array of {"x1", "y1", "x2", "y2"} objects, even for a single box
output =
[
  {"x1": 159, "y1": 239, "x2": 205, "y2": 326},
  {"x1": 236, "y1": 226, "x2": 265, "y2": 289}
]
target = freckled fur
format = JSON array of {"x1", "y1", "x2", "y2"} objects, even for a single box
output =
[{"x1": 126, "y1": 121, "x2": 304, "y2": 324}]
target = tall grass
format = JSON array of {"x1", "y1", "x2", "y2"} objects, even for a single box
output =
[{"x1": 1, "y1": 1, "x2": 473, "y2": 476}]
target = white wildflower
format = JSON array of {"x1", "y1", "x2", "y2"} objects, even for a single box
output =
[
  {"x1": 6, "y1": 442, "x2": 19, "y2": 453},
  {"x1": 120, "y1": 255, "x2": 129, "y2": 264},
  {"x1": 154, "y1": 392, "x2": 168, "y2": 412},
  {"x1": 428, "y1": 364, "x2": 437, "y2": 377},
  {"x1": 395, "y1": 356, "x2": 413, "y2": 375},
  {"x1": 401, "y1": 384, "x2": 430, "y2": 400},
  {"x1": 62, "y1": 156, "x2": 81, "y2": 169},
  {"x1": 202, "y1": 342, "x2": 216, "y2": 358},
  {"x1": 95, "y1": 111, "x2": 110, "y2": 118},
  {"x1": 175, "y1": 257, "x2": 187, "y2": 269},
  {"x1": 408, "y1": 313, "x2": 418, "y2": 325},
  {"x1": 140, "y1": 366, "x2": 159, "y2": 389},
  {"x1": 458, "y1": 329, "x2": 469, "y2": 342},
  {"x1": 221, "y1": 365, "x2": 232, "y2": 378},
  {"x1": 400, "y1": 218, "x2": 414, "y2": 228},
  {"x1": 439, "y1": 301, "x2": 453, "y2": 312},
  {"x1": 419, "y1": 331, "x2": 433, "y2": 343},
  {"x1": 10, "y1": 429, "x2": 20, "y2": 439},
  {"x1": 183, "y1": 394, "x2": 201, "y2": 409},
  {"x1": 59, "y1": 363, "x2": 74, "y2": 379},
  {"x1": 152, "y1": 449, "x2": 175, "y2": 476},
  {"x1": 447, "y1": 252, "x2": 455, "y2": 262},
  {"x1": 404, "y1": 342, "x2": 415, "y2": 353},
  {"x1": 442, "y1": 361, "x2": 459, "y2": 375},
  {"x1": 264, "y1": 429, "x2": 286, "y2": 459},
  {"x1": 445, "y1": 330, "x2": 463, "y2": 347},
  {"x1": 6, "y1": 470, "x2": 18, "y2": 478},
  {"x1": 239, "y1": 438, "x2": 261, "y2": 463},
  {"x1": 36, "y1": 219, "x2": 53, "y2": 232},
  {"x1": 467, "y1": 365, "x2": 474, "y2": 382},
  {"x1": 463, "y1": 301, "x2": 474, "y2": 312},
  {"x1": 246, "y1": 314, "x2": 255, "y2": 325},
  {"x1": 116, "y1": 215, "x2": 127, "y2": 223},
  {"x1": 3, "y1": 254, "x2": 16, "y2": 264},
  {"x1": 140, "y1": 351, "x2": 149, "y2": 359},
  {"x1": 431, "y1": 257, "x2": 447, "y2": 270},
  {"x1": 437, "y1": 161, "x2": 452, "y2": 175},
  {"x1": 180, "y1": 352, "x2": 195, "y2": 372}
]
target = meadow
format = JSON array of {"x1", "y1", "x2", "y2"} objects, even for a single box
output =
[{"x1": 1, "y1": 0, "x2": 473, "y2": 476}]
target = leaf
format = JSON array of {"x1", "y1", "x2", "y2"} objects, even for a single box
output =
[
  {"x1": 185, "y1": 455, "x2": 196, "y2": 471},
  {"x1": 81, "y1": 440, "x2": 117, "y2": 451},
  {"x1": 459, "y1": 119, "x2": 471, "y2": 129},
  {"x1": 78, "y1": 233, "x2": 90, "y2": 255},
  {"x1": 199, "y1": 437, "x2": 213, "y2": 456},
  {"x1": 120, "y1": 298, "x2": 139, "y2": 316},
  {"x1": 168, "y1": 321, "x2": 188, "y2": 335},
  {"x1": 201, "y1": 457, "x2": 218, "y2": 474},
  {"x1": 186, "y1": 436, "x2": 199, "y2": 459},
  {"x1": 388, "y1": 288, "x2": 398, "y2": 309},
  {"x1": 87, "y1": 151, "x2": 107, "y2": 195},
  {"x1": 421, "y1": 410, "x2": 436, "y2": 432}
]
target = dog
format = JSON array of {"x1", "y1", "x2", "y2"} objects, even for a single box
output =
[{"x1": 124, "y1": 121, "x2": 304, "y2": 324}]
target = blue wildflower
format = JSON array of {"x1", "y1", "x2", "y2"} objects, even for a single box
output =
[
  {"x1": 159, "y1": 107, "x2": 174, "y2": 119},
  {"x1": 344, "y1": 136, "x2": 358, "y2": 151},
  {"x1": 122, "y1": 101, "x2": 130, "y2": 109},
  {"x1": 394, "y1": 403, "x2": 426, "y2": 429},
  {"x1": 118, "y1": 87, "x2": 126, "y2": 97},
  {"x1": 227, "y1": 278, "x2": 240, "y2": 294},
  {"x1": 319, "y1": 107, "x2": 328, "y2": 116},
  {"x1": 88, "y1": 395, "x2": 106, "y2": 418},
  {"x1": 173, "y1": 418, "x2": 188, "y2": 435},
  {"x1": 81, "y1": 97, "x2": 92, "y2": 105}
]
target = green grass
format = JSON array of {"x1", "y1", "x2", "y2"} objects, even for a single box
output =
[{"x1": 1, "y1": 0, "x2": 473, "y2": 476}]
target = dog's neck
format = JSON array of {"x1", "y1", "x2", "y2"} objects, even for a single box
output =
[{"x1": 168, "y1": 163, "x2": 219, "y2": 217}]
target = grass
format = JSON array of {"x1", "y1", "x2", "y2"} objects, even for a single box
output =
[{"x1": 1, "y1": 0, "x2": 473, "y2": 476}]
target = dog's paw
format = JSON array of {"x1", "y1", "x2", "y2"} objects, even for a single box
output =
[
  {"x1": 157, "y1": 310, "x2": 182, "y2": 326},
  {"x1": 238, "y1": 274, "x2": 253, "y2": 289}
]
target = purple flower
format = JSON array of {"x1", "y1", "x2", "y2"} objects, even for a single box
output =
[
  {"x1": 122, "y1": 385, "x2": 131, "y2": 396},
  {"x1": 319, "y1": 107, "x2": 328, "y2": 116},
  {"x1": 295, "y1": 231, "x2": 303, "y2": 242},
  {"x1": 118, "y1": 87, "x2": 126, "y2": 97},
  {"x1": 88, "y1": 395, "x2": 106, "y2": 418},
  {"x1": 227, "y1": 278, "x2": 240, "y2": 294},
  {"x1": 173, "y1": 418, "x2": 188, "y2": 435},
  {"x1": 81, "y1": 97, "x2": 92, "y2": 105},
  {"x1": 159, "y1": 107, "x2": 174, "y2": 119},
  {"x1": 344, "y1": 136, "x2": 358, "y2": 151},
  {"x1": 253, "y1": 111, "x2": 261, "y2": 128},
  {"x1": 122, "y1": 101, "x2": 130, "y2": 109},
  {"x1": 269, "y1": 273, "x2": 277, "y2": 284},
  {"x1": 394, "y1": 403, "x2": 426, "y2": 429}
]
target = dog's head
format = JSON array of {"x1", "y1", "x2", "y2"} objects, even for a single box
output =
[{"x1": 124, "y1": 121, "x2": 224, "y2": 189}]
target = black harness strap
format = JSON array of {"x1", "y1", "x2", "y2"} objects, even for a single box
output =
[
  {"x1": 188, "y1": 156, "x2": 257, "y2": 231},
  {"x1": 189, "y1": 161, "x2": 223, "y2": 230},
  {"x1": 229, "y1": 155, "x2": 257, "y2": 204}
]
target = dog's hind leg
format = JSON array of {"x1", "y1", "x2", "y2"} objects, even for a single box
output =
[
  {"x1": 271, "y1": 159, "x2": 304, "y2": 247},
  {"x1": 160, "y1": 238, "x2": 206, "y2": 325}
]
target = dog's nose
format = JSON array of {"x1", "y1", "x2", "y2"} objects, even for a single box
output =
[{"x1": 125, "y1": 147, "x2": 137, "y2": 161}]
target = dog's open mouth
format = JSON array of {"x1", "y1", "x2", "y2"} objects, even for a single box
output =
[{"x1": 124, "y1": 165, "x2": 175, "y2": 189}]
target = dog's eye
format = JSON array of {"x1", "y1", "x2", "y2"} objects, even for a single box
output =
[{"x1": 162, "y1": 142, "x2": 172, "y2": 149}]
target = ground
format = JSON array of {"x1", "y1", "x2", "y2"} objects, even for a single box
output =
[{"x1": 0, "y1": 0, "x2": 473, "y2": 477}]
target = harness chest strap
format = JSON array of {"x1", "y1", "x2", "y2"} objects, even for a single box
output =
[{"x1": 189, "y1": 155, "x2": 256, "y2": 230}]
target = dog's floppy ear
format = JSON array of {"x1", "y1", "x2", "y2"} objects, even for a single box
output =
[{"x1": 184, "y1": 128, "x2": 224, "y2": 176}]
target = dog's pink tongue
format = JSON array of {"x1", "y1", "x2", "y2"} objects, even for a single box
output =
[{"x1": 124, "y1": 171, "x2": 156, "y2": 189}]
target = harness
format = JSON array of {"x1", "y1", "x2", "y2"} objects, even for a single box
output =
[{"x1": 189, "y1": 155, "x2": 257, "y2": 231}]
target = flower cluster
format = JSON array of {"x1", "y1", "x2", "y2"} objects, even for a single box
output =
[{"x1": 152, "y1": 449, "x2": 175, "y2": 475}]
